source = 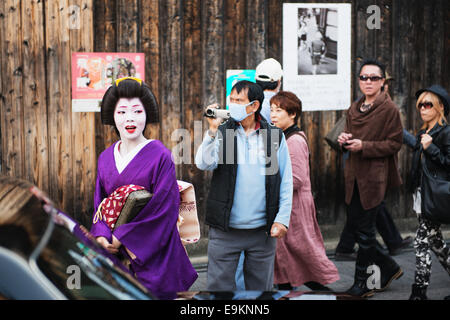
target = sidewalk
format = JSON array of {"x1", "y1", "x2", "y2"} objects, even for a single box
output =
[{"x1": 188, "y1": 231, "x2": 450, "y2": 300}]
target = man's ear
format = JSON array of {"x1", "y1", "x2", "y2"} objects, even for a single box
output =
[{"x1": 251, "y1": 100, "x2": 261, "y2": 112}]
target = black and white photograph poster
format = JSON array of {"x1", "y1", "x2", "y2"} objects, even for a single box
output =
[{"x1": 283, "y1": 3, "x2": 351, "y2": 111}]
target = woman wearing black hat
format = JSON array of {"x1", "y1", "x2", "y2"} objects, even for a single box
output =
[{"x1": 409, "y1": 85, "x2": 450, "y2": 300}]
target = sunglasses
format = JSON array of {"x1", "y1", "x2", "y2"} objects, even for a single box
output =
[
  {"x1": 359, "y1": 75, "x2": 383, "y2": 82},
  {"x1": 418, "y1": 102, "x2": 433, "y2": 109}
]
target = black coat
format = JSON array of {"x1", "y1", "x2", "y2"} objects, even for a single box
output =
[{"x1": 410, "y1": 123, "x2": 450, "y2": 192}]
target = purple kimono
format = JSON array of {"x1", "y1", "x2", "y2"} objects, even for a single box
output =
[{"x1": 90, "y1": 140, "x2": 198, "y2": 299}]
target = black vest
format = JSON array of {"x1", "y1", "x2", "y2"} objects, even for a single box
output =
[{"x1": 205, "y1": 117, "x2": 283, "y2": 232}]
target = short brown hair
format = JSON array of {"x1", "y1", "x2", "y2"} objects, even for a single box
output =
[{"x1": 270, "y1": 91, "x2": 302, "y2": 124}]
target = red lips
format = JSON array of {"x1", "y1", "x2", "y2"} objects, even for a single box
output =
[{"x1": 125, "y1": 125, "x2": 136, "y2": 134}]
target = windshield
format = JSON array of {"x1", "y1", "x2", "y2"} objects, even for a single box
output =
[{"x1": 35, "y1": 210, "x2": 153, "y2": 300}]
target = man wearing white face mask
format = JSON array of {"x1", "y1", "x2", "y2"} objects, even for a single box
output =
[{"x1": 195, "y1": 80, "x2": 293, "y2": 291}]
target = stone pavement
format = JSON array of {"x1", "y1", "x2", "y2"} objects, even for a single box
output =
[{"x1": 188, "y1": 237, "x2": 450, "y2": 300}]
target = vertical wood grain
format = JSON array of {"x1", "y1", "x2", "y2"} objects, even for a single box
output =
[
  {"x1": 93, "y1": 0, "x2": 118, "y2": 158},
  {"x1": 21, "y1": 0, "x2": 49, "y2": 191},
  {"x1": 141, "y1": 0, "x2": 162, "y2": 140},
  {"x1": 159, "y1": 0, "x2": 183, "y2": 177},
  {"x1": 45, "y1": 0, "x2": 74, "y2": 213},
  {"x1": 1, "y1": 0, "x2": 24, "y2": 179},
  {"x1": 69, "y1": 0, "x2": 95, "y2": 225}
]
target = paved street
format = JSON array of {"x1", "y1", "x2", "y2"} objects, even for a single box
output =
[{"x1": 189, "y1": 241, "x2": 450, "y2": 300}]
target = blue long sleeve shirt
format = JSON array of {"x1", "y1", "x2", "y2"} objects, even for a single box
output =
[{"x1": 195, "y1": 123, "x2": 293, "y2": 229}]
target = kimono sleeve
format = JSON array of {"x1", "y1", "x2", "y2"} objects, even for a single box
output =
[{"x1": 112, "y1": 148, "x2": 181, "y2": 266}]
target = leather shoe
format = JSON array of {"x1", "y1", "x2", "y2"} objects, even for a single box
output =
[
  {"x1": 345, "y1": 280, "x2": 375, "y2": 298},
  {"x1": 388, "y1": 236, "x2": 413, "y2": 256},
  {"x1": 376, "y1": 265, "x2": 403, "y2": 292}
]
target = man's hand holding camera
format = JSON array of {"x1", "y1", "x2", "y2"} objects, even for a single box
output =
[{"x1": 204, "y1": 103, "x2": 225, "y2": 137}]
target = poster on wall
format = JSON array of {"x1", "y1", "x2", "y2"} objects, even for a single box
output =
[
  {"x1": 71, "y1": 52, "x2": 145, "y2": 112},
  {"x1": 225, "y1": 69, "x2": 256, "y2": 108},
  {"x1": 283, "y1": 3, "x2": 351, "y2": 111}
]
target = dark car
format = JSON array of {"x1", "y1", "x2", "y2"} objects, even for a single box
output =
[
  {"x1": 0, "y1": 176, "x2": 355, "y2": 301},
  {"x1": 0, "y1": 176, "x2": 154, "y2": 300}
]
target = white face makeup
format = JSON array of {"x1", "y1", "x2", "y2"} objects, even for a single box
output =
[{"x1": 114, "y1": 97, "x2": 147, "y2": 141}]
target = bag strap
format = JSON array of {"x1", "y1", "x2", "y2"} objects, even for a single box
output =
[{"x1": 93, "y1": 198, "x2": 107, "y2": 224}]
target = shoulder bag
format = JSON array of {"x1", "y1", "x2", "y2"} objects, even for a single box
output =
[{"x1": 420, "y1": 149, "x2": 450, "y2": 224}]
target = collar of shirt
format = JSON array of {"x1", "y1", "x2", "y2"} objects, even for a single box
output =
[{"x1": 235, "y1": 114, "x2": 262, "y2": 131}]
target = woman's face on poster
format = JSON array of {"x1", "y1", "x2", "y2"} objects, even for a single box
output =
[{"x1": 114, "y1": 97, "x2": 147, "y2": 140}]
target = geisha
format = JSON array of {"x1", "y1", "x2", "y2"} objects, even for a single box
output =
[{"x1": 90, "y1": 77, "x2": 197, "y2": 299}]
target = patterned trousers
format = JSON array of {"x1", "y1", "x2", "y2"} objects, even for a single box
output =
[{"x1": 414, "y1": 214, "x2": 450, "y2": 287}]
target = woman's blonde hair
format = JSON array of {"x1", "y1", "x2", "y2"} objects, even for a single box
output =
[{"x1": 416, "y1": 91, "x2": 447, "y2": 130}]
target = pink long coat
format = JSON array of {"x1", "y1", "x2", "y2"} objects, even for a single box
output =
[{"x1": 274, "y1": 132, "x2": 340, "y2": 286}]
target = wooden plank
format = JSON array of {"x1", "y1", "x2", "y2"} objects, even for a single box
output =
[
  {"x1": 45, "y1": 0, "x2": 74, "y2": 214},
  {"x1": 159, "y1": 0, "x2": 183, "y2": 177},
  {"x1": 202, "y1": 0, "x2": 224, "y2": 106},
  {"x1": 267, "y1": 0, "x2": 282, "y2": 59},
  {"x1": 69, "y1": 0, "x2": 96, "y2": 225},
  {"x1": 21, "y1": 0, "x2": 49, "y2": 192},
  {"x1": 224, "y1": 0, "x2": 246, "y2": 69},
  {"x1": 141, "y1": 0, "x2": 161, "y2": 139},
  {"x1": 245, "y1": 0, "x2": 267, "y2": 67},
  {"x1": 93, "y1": 0, "x2": 118, "y2": 157},
  {"x1": 117, "y1": 0, "x2": 139, "y2": 51},
  {"x1": 0, "y1": 0, "x2": 24, "y2": 179},
  {"x1": 181, "y1": 0, "x2": 206, "y2": 234},
  {"x1": 199, "y1": 0, "x2": 224, "y2": 231}
]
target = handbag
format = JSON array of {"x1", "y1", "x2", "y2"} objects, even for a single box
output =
[
  {"x1": 324, "y1": 114, "x2": 346, "y2": 152},
  {"x1": 176, "y1": 180, "x2": 201, "y2": 245},
  {"x1": 93, "y1": 185, "x2": 153, "y2": 230},
  {"x1": 420, "y1": 153, "x2": 450, "y2": 224},
  {"x1": 93, "y1": 181, "x2": 201, "y2": 244}
]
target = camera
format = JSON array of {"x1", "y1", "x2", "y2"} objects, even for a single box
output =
[{"x1": 204, "y1": 107, "x2": 230, "y2": 119}]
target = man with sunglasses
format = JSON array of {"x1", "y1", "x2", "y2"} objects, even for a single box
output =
[{"x1": 337, "y1": 59, "x2": 404, "y2": 298}]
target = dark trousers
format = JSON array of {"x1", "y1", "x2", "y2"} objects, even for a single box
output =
[
  {"x1": 336, "y1": 200, "x2": 403, "y2": 253},
  {"x1": 340, "y1": 184, "x2": 398, "y2": 278}
]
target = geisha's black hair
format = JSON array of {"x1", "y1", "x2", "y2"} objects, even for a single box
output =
[{"x1": 100, "y1": 78, "x2": 159, "y2": 128}]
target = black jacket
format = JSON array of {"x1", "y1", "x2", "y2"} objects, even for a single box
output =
[
  {"x1": 410, "y1": 123, "x2": 450, "y2": 191},
  {"x1": 205, "y1": 117, "x2": 283, "y2": 232}
]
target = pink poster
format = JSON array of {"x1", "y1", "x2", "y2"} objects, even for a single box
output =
[{"x1": 71, "y1": 52, "x2": 145, "y2": 112}]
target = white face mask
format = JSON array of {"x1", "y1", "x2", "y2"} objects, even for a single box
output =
[{"x1": 228, "y1": 101, "x2": 256, "y2": 122}]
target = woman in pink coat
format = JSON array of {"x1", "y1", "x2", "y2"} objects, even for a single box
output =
[{"x1": 270, "y1": 91, "x2": 340, "y2": 291}]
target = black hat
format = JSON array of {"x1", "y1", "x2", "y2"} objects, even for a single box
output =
[{"x1": 415, "y1": 84, "x2": 450, "y2": 116}]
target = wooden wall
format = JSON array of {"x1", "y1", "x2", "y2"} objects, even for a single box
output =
[{"x1": 1, "y1": 0, "x2": 449, "y2": 237}]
